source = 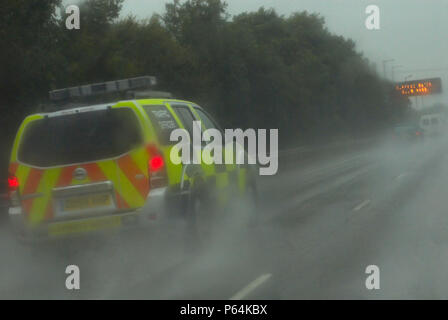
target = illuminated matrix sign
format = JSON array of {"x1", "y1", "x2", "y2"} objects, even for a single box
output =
[{"x1": 395, "y1": 78, "x2": 442, "y2": 97}]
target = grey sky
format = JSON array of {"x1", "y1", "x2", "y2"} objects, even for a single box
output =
[{"x1": 117, "y1": 0, "x2": 448, "y2": 108}]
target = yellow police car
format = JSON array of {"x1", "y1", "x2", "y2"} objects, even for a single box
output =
[{"x1": 7, "y1": 76, "x2": 258, "y2": 241}]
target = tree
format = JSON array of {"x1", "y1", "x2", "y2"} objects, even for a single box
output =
[{"x1": 0, "y1": 0, "x2": 62, "y2": 172}]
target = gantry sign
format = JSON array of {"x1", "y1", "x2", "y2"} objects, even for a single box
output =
[{"x1": 395, "y1": 78, "x2": 442, "y2": 97}]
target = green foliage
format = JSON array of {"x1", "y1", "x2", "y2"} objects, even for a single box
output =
[
  {"x1": 0, "y1": 0, "x2": 62, "y2": 169},
  {"x1": 0, "y1": 0, "x2": 61, "y2": 107},
  {"x1": 0, "y1": 0, "x2": 410, "y2": 171}
]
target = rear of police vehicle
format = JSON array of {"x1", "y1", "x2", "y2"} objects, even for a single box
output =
[{"x1": 8, "y1": 76, "x2": 163, "y2": 240}]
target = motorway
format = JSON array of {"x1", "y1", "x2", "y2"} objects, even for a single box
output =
[{"x1": 2, "y1": 136, "x2": 448, "y2": 299}]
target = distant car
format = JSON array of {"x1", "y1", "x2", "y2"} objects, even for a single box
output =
[
  {"x1": 393, "y1": 125, "x2": 424, "y2": 143},
  {"x1": 419, "y1": 113, "x2": 446, "y2": 137}
]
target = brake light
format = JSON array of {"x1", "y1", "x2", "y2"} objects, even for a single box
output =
[
  {"x1": 8, "y1": 175, "x2": 19, "y2": 191},
  {"x1": 147, "y1": 145, "x2": 168, "y2": 189},
  {"x1": 416, "y1": 131, "x2": 422, "y2": 136},
  {"x1": 150, "y1": 155, "x2": 164, "y2": 172}
]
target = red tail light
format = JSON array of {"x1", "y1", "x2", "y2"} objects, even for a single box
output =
[
  {"x1": 147, "y1": 145, "x2": 167, "y2": 189},
  {"x1": 416, "y1": 131, "x2": 422, "y2": 136},
  {"x1": 8, "y1": 174, "x2": 19, "y2": 191},
  {"x1": 150, "y1": 155, "x2": 164, "y2": 172}
]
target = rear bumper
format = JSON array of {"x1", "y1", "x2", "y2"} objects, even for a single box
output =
[
  {"x1": 8, "y1": 187, "x2": 182, "y2": 241},
  {"x1": 9, "y1": 206, "x2": 141, "y2": 241}
]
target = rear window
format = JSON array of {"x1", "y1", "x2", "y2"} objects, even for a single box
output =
[
  {"x1": 18, "y1": 108, "x2": 142, "y2": 167},
  {"x1": 143, "y1": 105, "x2": 180, "y2": 145}
]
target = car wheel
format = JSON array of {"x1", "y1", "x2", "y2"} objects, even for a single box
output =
[
  {"x1": 184, "y1": 179, "x2": 217, "y2": 251},
  {"x1": 245, "y1": 180, "x2": 259, "y2": 227},
  {"x1": 229, "y1": 179, "x2": 258, "y2": 229}
]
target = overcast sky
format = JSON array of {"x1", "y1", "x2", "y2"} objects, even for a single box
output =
[{"x1": 117, "y1": 0, "x2": 448, "y2": 108}]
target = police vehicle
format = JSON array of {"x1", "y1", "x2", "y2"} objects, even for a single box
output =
[{"x1": 7, "y1": 76, "x2": 258, "y2": 241}]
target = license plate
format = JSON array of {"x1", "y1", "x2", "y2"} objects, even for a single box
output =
[
  {"x1": 49, "y1": 215, "x2": 122, "y2": 237},
  {"x1": 64, "y1": 193, "x2": 111, "y2": 212}
]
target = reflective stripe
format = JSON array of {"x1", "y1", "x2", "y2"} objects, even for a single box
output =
[
  {"x1": 116, "y1": 165, "x2": 145, "y2": 207},
  {"x1": 95, "y1": 161, "x2": 123, "y2": 208},
  {"x1": 83, "y1": 163, "x2": 106, "y2": 181},
  {"x1": 29, "y1": 168, "x2": 61, "y2": 224},
  {"x1": 22, "y1": 168, "x2": 43, "y2": 216},
  {"x1": 16, "y1": 165, "x2": 31, "y2": 194},
  {"x1": 117, "y1": 154, "x2": 149, "y2": 200},
  {"x1": 9, "y1": 162, "x2": 18, "y2": 175},
  {"x1": 130, "y1": 149, "x2": 149, "y2": 178},
  {"x1": 56, "y1": 166, "x2": 76, "y2": 187}
]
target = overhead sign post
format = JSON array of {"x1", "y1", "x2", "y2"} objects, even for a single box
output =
[{"x1": 394, "y1": 77, "x2": 442, "y2": 97}]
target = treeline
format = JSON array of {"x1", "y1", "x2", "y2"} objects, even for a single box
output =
[{"x1": 0, "y1": 0, "x2": 409, "y2": 168}]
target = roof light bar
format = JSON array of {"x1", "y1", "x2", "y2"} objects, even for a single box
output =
[{"x1": 49, "y1": 76, "x2": 157, "y2": 101}]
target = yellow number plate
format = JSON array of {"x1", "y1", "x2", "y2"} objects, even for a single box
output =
[
  {"x1": 49, "y1": 215, "x2": 122, "y2": 237},
  {"x1": 64, "y1": 193, "x2": 111, "y2": 211}
]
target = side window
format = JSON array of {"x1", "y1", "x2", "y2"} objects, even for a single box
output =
[
  {"x1": 172, "y1": 105, "x2": 198, "y2": 139},
  {"x1": 194, "y1": 107, "x2": 221, "y2": 131},
  {"x1": 194, "y1": 107, "x2": 228, "y2": 171},
  {"x1": 143, "y1": 105, "x2": 180, "y2": 145}
]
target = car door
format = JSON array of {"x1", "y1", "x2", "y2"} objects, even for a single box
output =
[
  {"x1": 190, "y1": 105, "x2": 245, "y2": 202},
  {"x1": 169, "y1": 104, "x2": 221, "y2": 195}
]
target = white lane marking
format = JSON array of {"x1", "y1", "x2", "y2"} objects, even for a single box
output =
[
  {"x1": 229, "y1": 273, "x2": 272, "y2": 300},
  {"x1": 352, "y1": 200, "x2": 371, "y2": 212}
]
